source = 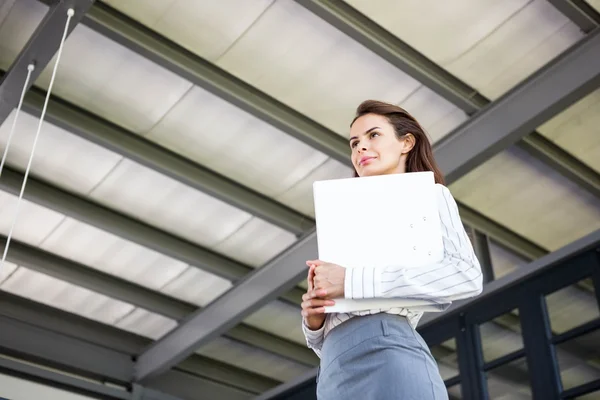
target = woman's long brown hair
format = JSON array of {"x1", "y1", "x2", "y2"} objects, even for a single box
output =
[{"x1": 350, "y1": 100, "x2": 445, "y2": 185}]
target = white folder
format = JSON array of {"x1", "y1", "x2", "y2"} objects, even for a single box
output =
[{"x1": 312, "y1": 171, "x2": 444, "y2": 313}]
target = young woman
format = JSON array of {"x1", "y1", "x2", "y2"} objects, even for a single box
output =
[{"x1": 301, "y1": 100, "x2": 483, "y2": 399}]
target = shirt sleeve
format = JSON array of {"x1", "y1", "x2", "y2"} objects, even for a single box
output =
[
  {"x1": 344, "y1": 185, "x2": 483, "y2": 310},
  {"x1": 301, "y1": 318, "x2": 325, "y2": 358}
]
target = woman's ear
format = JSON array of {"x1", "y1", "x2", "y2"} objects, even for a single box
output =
[{"x1": 401, "y1": 133, "x2": 416, "y2": 154}]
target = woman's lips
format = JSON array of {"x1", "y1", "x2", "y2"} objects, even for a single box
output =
[{"x1": 359, "y1": 156, "x2": 375, "y2": 166}]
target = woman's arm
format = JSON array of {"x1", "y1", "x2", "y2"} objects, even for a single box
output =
[
  {"x1": 302, "y1": 319, "x2": 325, "y2": 358},
  {"x1": 344, "y1": 185, "x2": 483, "y2": 308}
]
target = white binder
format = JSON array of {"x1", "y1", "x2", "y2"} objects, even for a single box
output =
[{"x1": 312, "y1": 171, "x2": 444, "y2": 313}]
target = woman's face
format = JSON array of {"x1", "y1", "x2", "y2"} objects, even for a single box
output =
[{"x1": 350, "y1": 113, "x2": 412, "y2": 177}]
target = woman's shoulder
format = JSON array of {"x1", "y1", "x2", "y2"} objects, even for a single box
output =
[
  {"x1": 433, "y1": 183, "x2": 459, "y2": 206},
  {"x1": 433, "y1": 183, "x2": 452, "y2": 196}
]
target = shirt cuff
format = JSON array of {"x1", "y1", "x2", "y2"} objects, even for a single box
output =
[
  {"x1": 302, "y1": 318, "x2": 325, "y2": 339},
  {"x1": 344, "y1": 266, "x2": 378, "y2": 299}
]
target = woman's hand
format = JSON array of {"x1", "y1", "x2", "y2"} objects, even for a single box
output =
[
  {"x1": 302, "y1": 264, "x2": 334, "y2": 330},
  {"x1": 306, "y1": 260, "x2": 346, "y2": 300}
]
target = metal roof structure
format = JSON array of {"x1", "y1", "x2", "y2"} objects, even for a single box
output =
[{"x1": 0, "y1": 1, "x2": 599, "y2": 399}]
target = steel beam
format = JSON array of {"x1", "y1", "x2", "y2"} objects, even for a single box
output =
[
  {"x1": 470, "y1": 229, "x2": 495, "y2": 283},
  {"x1": 1, "y1": 236, "x2": 317, "y2": 367},
  {"x1": 3, "y1": 70, "x2": 544, "y2": 272},
  {"x1": 0, "y1": 166, "x2": 304, "y2": 305},
  {"x1": 458, "y1": 203, "x2": 548, "y2": 261},
  {"x1": 134, "y1": 231, "x2": 317, "y2": 381},
  {"x1": 73, "y1": 0, "x2": 350, "y2": 165},
  {"x1": 293, "y1": 0, "x2": 488, "y2": 114},
  {"x1": 548, "y1": 0, "x2": 600, "y2": 33},
  {"x1": 517, "y1": 135, "x2": 600, "y2": 200},
  {"x1": 20, "y1": 1, "x2": 547, "y2": 281},
  {"x1": 22, "y1": 2, "x2": 549, "y2": 278},
  {"x1": 0, "y1": 356, "x2": 132, "y2": 400},
  {"x1": 132, "y1": 5, "x2": 600, "y2": 381},
  {"x1": 16, "y1": 84, "x2": 311, "y2": 236},
  {"x1": 57, "y1": 1, "x2": 583, "y2": 261},
  {"x1": 432, "y1": 29, "x2": 600, "y2": 184},
  {"x1": 0, "y1": 0, "x2": 95, "y2": 126},
  {"x1": 0, "y1": 292, "x2": 278, "y2": 395},
  {"x1": 297, "y1": 0, "x2": 600, "y2": 196}
]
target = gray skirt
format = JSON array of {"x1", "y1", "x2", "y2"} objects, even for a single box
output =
[{"x1": 316, "y1": 313, "x2": 448, "y2": 400}]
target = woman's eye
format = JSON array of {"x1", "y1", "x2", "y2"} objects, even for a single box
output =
[
  {"x1": 371, "y1": 132, "x2": 379, "y2": 138},
  {"x1": 350, "y1": 141, "x2": 357, "y2": 148}
]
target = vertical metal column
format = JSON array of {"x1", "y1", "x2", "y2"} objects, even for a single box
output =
[
  {"x1": 471, "y1": 228, "x2": 495, "y2": 283},
  {"x1": 519, "y1": 295, "x2": 562, "y2": 399},
  {"x1": 456, "y1": 314, "x2": 488, "y2": 400},
  {"x1": 592, "y1": 249, "x2": 600, "y2": 312}
]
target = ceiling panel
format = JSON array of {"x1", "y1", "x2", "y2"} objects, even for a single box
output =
[
  {"x1": 88, "y1": 158, "x2": 256, "y2": 250},
  {"x1": 243, "y1": 300, "x2": 305, "y2": 345},
  {"x1": 212, "y1": 217, "x2": 297, "y2": 267},
  {"x1": 1, "y1": 267, "x2": 134, "y2": 324},
  {"x1": 0, "y1": 111, "x2": 122, "y2": 195},
  {"x1": 160, "y1": 266, "x2": 232, "y2": 307},
  {"x1": 0, "y1": 0, "x2": 46, "y2": 68},
  {"x1": 217, "y1": 0, "x2": 463, "y2": 136},
  {"x1": 451, "y1": 147, "x2": 600, "y2": 251},
  {"x1": 0, "y1": 0, "x2": 192, "y2": 134},
  {"x1": 0, "y1": 261, "x2": 17, "y2": 284},
  {"x1": 346, "y1": 0, "x2": 583, "y2": 100},
  {"x1": 197, "y1": 336, "x2": 310, "y2": 382},
  {"x1": 102, "y1": 0, "x2": 274, "y2": 61},
  {"x1": 586, "y1": 0, "x2": 600, "y2": 12},
  {"x1": 0, "y1": 192, "x2": 65, "y2": 246},
  {"x1": 276, "y1": 159, "x2": 353, "y2": 217},
  {"x1": 115, "y1": 308, "x2": 177, "y2": 340},
  {"x1": 145, "y1": 85, "x2": 331, "y2": 201},
  {"x1": 489, "y1": 241, "x2": 528, "y2": 279},
  {"x1": 538, "y1": 89, "x2": 600, "y2": 173},
  {"x1": 39, "y1": 217, "x2": 189, "y2": 291}
]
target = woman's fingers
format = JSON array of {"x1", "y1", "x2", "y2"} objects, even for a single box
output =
[
  {"x1": 302, "y1": 298, "x2": 335, "y2": 309},
  {"x1": 307, "y1": 264, "x2": 315, "y2": 291},
  {"x1": 302, "y1": 307, "x2": 326, "y2": 317}
]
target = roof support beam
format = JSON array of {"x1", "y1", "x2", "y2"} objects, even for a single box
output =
[
  {"x1": 1, "y1": 236, "x2": 317, "y2": 366},
  {"x1": 134, "y1": 232, "x2": 317, "y2": 382},
  {"x1": 517, "y1": 134, "x2": 600, "y2": 200},
  {"x1": 0, "y1": 0, "x2": 95, "y2": 126},
  {"x1": 8, "y1": 71, "x2": 545, "y2": 266},
  {"x1": 75, "y1": 0, "x2": 350, "y2": 165},
  {"x1": 547, "y1": 0, "x2": 600, "y2": 33},
  {"x1": 297, "y1": 0, "x2": 600, "y2": 193},
  {"x1": 457, "y1": 203, "x2": 548, "y2": 261},
  {"x1": 0, "y1": 292, "x2": 278, "y2": 395},
  {"x1": 294, "y1": 0, "x2": 488, "y2": 114},
  {"x1": 25, "y1": 1, "x2": 548, "y2": 264},
  {"x1": 56, "y1": 0, "x2": 594, "y2": 259},
  {"x1": 16, "y1": 84, "x2": 311, "y2": 236},
  {"x1": 433, "y1": 29, "x2": 600, "y2": 184},
  {"x1": 132, "y1": 25, "x2": 600, "y2": 382},
  {"x1": 0, "y1": 167, "x2": 304, "y2": 305}
]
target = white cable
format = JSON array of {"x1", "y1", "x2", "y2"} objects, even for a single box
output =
[
  {"x1": 1, "y1": 8, "x2": 75, "y2": 272},
  {"x1": 0, "y1": 63, "x2": 35, "y2": 178}
]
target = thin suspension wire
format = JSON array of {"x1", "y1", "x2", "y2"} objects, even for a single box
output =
[
  {"x1": 0, "y1": 63, "x2": 35, "y2": 178},
  {"x1": 1, "y1": 8, "x2": 75, "y2": 273}
]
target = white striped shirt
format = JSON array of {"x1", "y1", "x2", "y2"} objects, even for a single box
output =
[{"x1": 302, "y1": 184, "x2": 483, "y2": 358}]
